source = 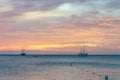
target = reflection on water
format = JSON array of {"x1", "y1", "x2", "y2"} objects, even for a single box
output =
[{"x1": 0, "y1": 55, "x2": 120, "y2": 80}]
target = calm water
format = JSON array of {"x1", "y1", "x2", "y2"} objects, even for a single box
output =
[{"x1": 0, "y1": 55, "x2": 120, "y2": 80}]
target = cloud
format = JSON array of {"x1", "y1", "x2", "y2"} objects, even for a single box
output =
[
  {"x1": 98, "y1": 18, "x2": 120, "y2": 27},
  {"x1": 0, "y1": 0, "x2": 120, "y2": 54},
  {"x1": 0, "y1": 5, "x2": 13, "y2": 12},
  {"x1": 11, "y1": 0, "x2": 88, "y2": 11},
  {"x1": 15, "y1": 3, "x2": 82, "y2": 21},
  {"x1": 106, "y1": 0, "x2": 120, "y2": 9},
  {"x1": 3, "y1": 0, "x2": 93, "y2": 19}
]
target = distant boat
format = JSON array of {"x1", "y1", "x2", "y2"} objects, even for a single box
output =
[
  {"x1": 20, "y1": 48, "x2": 26, "y2": 56},
  {"x1": 78, "y1": 42, "x2": 88, "y2": 57},
  {"x1": 78, "y1": 52, "x2": 88, "y2": 56}
]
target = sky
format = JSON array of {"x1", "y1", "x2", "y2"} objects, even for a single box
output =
[{"x1": 0, "y1": 0, "x2": 120, "y2": 54}]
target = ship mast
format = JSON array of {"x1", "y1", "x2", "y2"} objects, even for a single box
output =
[
  {"x1": 80, "y1": 41, "x2": 87, "y2": 54},
  {"x1": 21, "y1": 48, "x2": 26, "y2": 56},
  {"x1": 81, "y1": 42, "x2": 85, "y2": 53}
]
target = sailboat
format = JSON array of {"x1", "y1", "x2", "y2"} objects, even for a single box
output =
[
  {"x1": 78, "y1": 42, "x2": 88, "y2": 56},
  {"x1": 20, "y1": 48, "x2": 26, "y2": 56}
]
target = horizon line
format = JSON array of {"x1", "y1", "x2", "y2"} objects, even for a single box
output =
[{"x1": 0, "y1": 54, "x2": 120, "y2": 56}]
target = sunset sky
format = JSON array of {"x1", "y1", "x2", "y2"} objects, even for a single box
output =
[{"x1": 0, "y1": 0, "x2": 120, "y2": 54}]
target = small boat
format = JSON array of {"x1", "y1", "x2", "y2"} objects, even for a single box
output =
[
  {"x1": 20, "y1": 48, "x2": 26, "y2": 56},
  {"x1": 78, "y1": 42, "x2": 88, "y2": 57},
  {"x1": 78, "y1": 52, "x2": 88, "y2": 56}
]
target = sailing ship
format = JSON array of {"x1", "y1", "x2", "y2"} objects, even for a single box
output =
[
  {"x1": 20, "y1": 48, "x2": 26, "y2": 56},
  {"x1": 78, "y1": 42, "x2": 88, "y2": 56}
]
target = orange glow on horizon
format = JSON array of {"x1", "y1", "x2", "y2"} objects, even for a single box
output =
[{"x1": 0, "y1": 43, "x2": 99, "y2": 51}]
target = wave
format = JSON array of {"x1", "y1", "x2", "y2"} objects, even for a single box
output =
[{"x1": 33, "y1": 61, "x2": 120, "y2": 68}]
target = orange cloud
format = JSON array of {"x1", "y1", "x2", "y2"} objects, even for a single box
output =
[{"x1": 98, "y1": 18, "x2": 120, "y2": 27}]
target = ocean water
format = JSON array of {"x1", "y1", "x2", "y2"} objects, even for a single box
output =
[{"x1": 0, "y1": 55, "x2": 120, "y2": 80}]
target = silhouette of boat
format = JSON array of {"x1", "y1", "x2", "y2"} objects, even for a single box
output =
[
  {"x1": 78, "y1": 52, "x2": 88, "y2": 56},
  {"x1": 78, "y1": 42, "x2": 88, "y2": 57},
  {"x1": 20, "y1": 48, "x2": 26, "y2": 56}
]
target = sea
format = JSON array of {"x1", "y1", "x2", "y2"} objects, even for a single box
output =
[{"x1": 0, "y1": 54, "x2": 120, "y2": 80}]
